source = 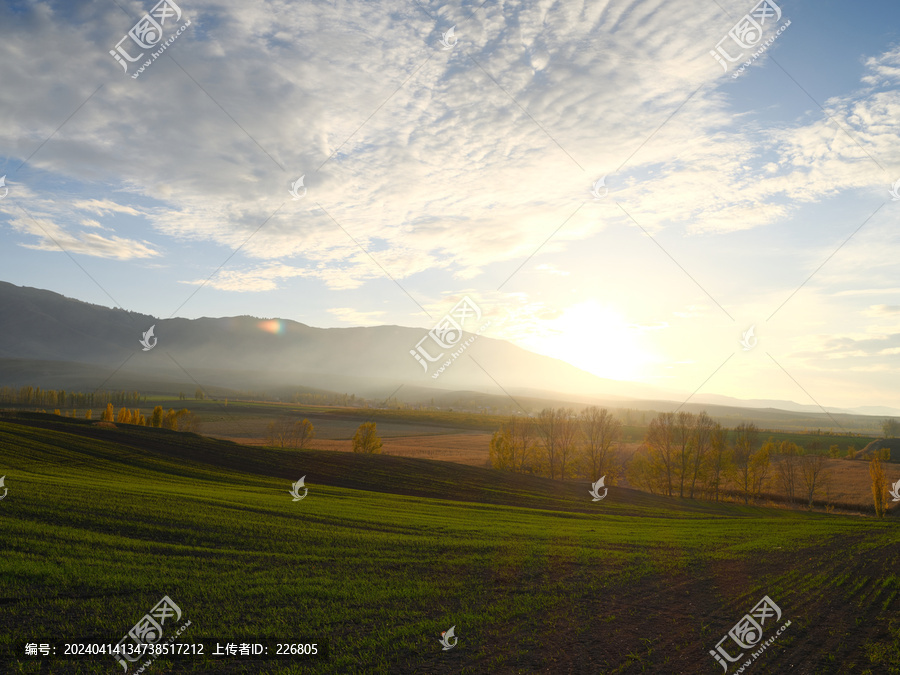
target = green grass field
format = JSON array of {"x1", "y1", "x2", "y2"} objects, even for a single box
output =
[{"x1": 1, "y1": 413, "x2": 898, "y2": 673}]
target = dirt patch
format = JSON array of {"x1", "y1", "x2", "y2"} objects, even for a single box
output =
[
  {"x1": 209, "y1": 433, "x2": 493, "y2": 466},
  {"x1": 320, "y1": 433, "x2": 492, "y2": 466}
]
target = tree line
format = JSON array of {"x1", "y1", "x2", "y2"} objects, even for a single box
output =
[
  {"x1": 112, "y1": 404, "x2": 196, "y2": 431},
  {"x1": 289, "y1": 392, "x2": 363, "y2": 407},
  {"x1": 628, "y1": 412, "x2": 833, "y2": 507},
  {"x1": 0, "y1": 386, "x2": 143, "y2": 409},
  {"x1": 52, "y1": 403, "x2": 196, "y2": 431},
  {"x1": 489, "y1": 407, "x2": 624, "y2": 483},
  {"x1": 490, "y1": 408, "x2": 896, "y2": 515}
]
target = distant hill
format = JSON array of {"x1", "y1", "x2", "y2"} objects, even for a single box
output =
[
  {"x1": 0, "y1": 280, "x2": 672, "y2": 401},
  {"x1": 0, "y1": 281, "x2": 896, "y2": 433}
]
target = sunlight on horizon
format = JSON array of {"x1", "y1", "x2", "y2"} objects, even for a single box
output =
[{"x1": 520, "y1": 301, "x2": 657, "y2": 382}]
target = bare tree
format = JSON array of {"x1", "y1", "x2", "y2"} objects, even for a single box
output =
[
  {"x1": 729, "y1": 423, "x2": 759, "y2": 504},
  {"x1": 294, "y1": 418, "x2": 315, "y2": 450},
  {"x1": 267, "y1": 417, "x2": 294, "y2": 447},
  {"x1": 704, "y1": 423, "x2": 728, "y2": 501},
  {"x1": 536, "y1": 408, "x2": 565, "y2": 479},
  {"x1": 626, "y1": 444, "x2": 666, "y2": 494},
  {"x1": 688, "y1": 412, "x2": 714, "y2": 498},
  {"x1": 799, "y1": 451, "x2": 829, "y2": 509},
  {"x1": 674, "y1": 411, "x2": 694, "y2": 497},
  {"x1": 509, "y1": 416, "x2": 536, "y2": 473},
  {"x1": 555, "y1": 409, "x2": 580, "y2": 481},
  {"x1": 750, "y1": 442, "x2": 772, "y2": 500},
  {"x1": 775, "y1": 440, "x2": 800, "y2": 507},
  {"x1": 580, "y1": 407, "x2": 622, "y2": 482},
  {"x1": 176, "y1": 409, "x2": 197, "y2": 432},
  {"x1": 645, "y1": 412, "x2": 676, "y2": 496}
]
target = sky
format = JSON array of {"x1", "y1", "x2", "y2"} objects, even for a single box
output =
[{"x1": 1, "y1": 0, "x2": 900, "y2": 411}]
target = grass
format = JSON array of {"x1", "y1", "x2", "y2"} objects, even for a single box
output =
[{"x1": 0, "y1": 413, "x2": 898, "y2": 673}]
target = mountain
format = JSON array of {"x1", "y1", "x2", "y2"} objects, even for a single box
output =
[
  {"x1": 680, "y1": 393, "x2": 900, "y2": 418},
  {"x1": 0, "y1": 281, "x2": 669, "y2": 401},
  {"x1": 0, "y1": 282, "x2": 895, "y2": 431}
]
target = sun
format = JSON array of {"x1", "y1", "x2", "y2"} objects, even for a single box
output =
[{"x1": 526, "y1": 301, "x2": 652, "y2": 382}]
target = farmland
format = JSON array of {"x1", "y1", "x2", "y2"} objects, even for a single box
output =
[
  {"x1": 8, "y1": 399, "x2": 893, "y2": 510},
  {"x1": 161, "y1": 400, "x2": 890, "y2": 511},
  {"x1": 0, "y1": 412, "x2": 898, "y2": 673}
]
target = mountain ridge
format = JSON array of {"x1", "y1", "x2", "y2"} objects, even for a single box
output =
[{"x1": 1, "y1": 280, "x2": 898, "y2": 418}]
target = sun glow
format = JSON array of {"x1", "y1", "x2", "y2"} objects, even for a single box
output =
[{"x1": 524, "y1": 301, "x2": 654, "y2": 381}]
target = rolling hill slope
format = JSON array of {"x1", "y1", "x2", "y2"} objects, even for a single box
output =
[
  {"x1": 1, "y1": 414, "x2": 898, "y2": 674},
  {"x1": 1, "y1": 412, "x2": 723, "y2": 518}
]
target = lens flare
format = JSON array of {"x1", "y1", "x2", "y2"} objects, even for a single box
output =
[{"x1": 258, "y1": 319, "x2": 284, "y2": 335}]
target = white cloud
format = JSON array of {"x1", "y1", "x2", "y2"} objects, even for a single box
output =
[
  {"x1": 18, "y1": 226, "x2": 158, "y2": 259},
  {"x1": 0, "y1": 0, "x2": 790, "y2": 280},
  {"x1": 2, "y1": 1, "x2": 900, "y2": 407},
  {"x1": 71, "y1": 199, "x2": 142, "y2": 217},
  {"x1": 2, "y1": 1, "x2": 898, "y2": 282},
  {"x1": 179, "y1": 263, "x2": 308, "y2": 292},
  {"x1": 4, "y1": 206, "x2": 158, "y2": 260}
]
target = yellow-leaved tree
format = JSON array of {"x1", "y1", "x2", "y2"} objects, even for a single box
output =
[
  {"x1": 150, "y1": 406, "x2": 164, "y2": 428},
  {"x1": 352, "y1": 422, "x2": 382, "y2": 454},
  {"x1": 870, "y1": 455, "x2": 888, "y2": 519}
]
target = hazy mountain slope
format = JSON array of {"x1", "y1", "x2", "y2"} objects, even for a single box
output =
[
  {"x1": 0, "y1": 281, "x2": 661, "y2": 400},
  {"x1": 2, "y1": 282, "x2": 895, "y2": 427}
]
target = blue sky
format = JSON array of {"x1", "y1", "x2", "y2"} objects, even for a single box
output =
[{"x1": 1, "y1": 0, "x2": 900, "y2": 409}]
